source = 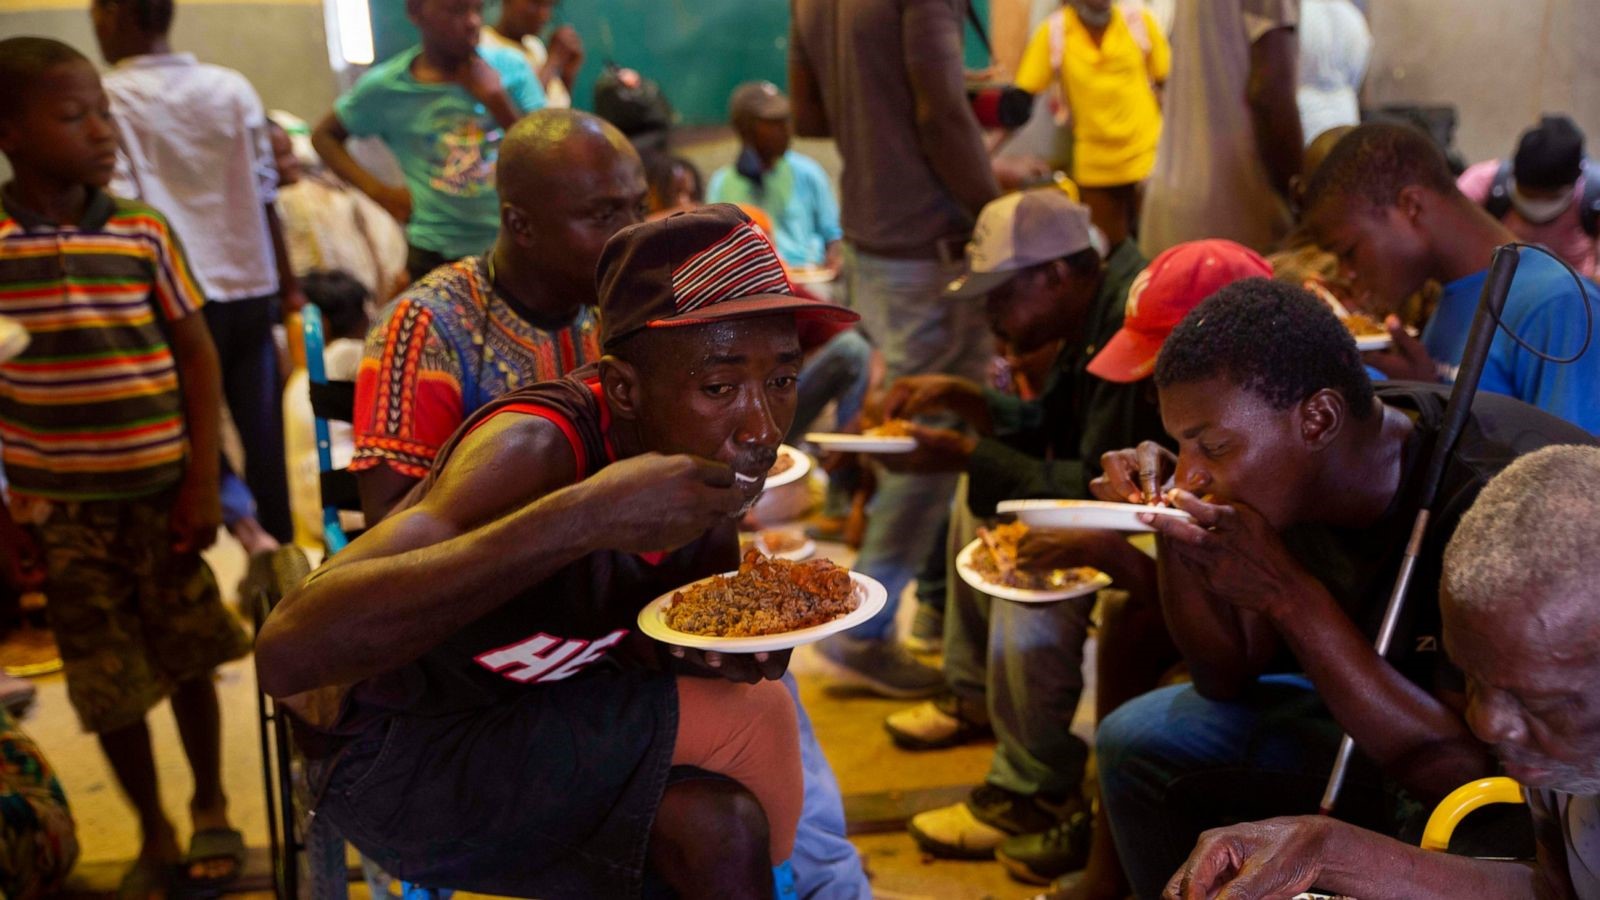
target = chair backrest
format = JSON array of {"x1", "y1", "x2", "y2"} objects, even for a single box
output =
[{"x1": 299, "y1": 305, "x2": 359, "y2": 555}]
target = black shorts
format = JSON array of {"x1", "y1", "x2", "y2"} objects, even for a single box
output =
[{"x1": 317, "y1": 668, "x2": 679, "y2": 897}]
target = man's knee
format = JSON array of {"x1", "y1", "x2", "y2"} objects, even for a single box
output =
[
  {"x1": 651, "y1": 779, "x2": 771, "y2": 895},
  {"x1": 1095, "y1": 684, "x2": 1193, "y2": 774}
]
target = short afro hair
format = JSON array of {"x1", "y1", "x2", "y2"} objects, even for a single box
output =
[
  {"x1": 1303, "y1": 122, "x2": 1460, "y2": 214},
  {"x1": 1154, "y1": 277, "x2": 1375, "y2": 420},
  {"x1": 300, "y1": 270, "x2": 371, "y2": 341},
  {"x1": 127, "y1": 0, "x2": 176, "y2": 33},
  {"x1": 0, "y1": 37, "x2": 90, "y2": 121}
]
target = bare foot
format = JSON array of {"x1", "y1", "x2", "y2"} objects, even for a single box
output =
[{"x1": 120, "y1": 825, "x2": 179, "y2": 900}]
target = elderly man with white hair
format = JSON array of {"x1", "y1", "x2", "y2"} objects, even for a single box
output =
[{"x1": 1163, "y1": 443, "x2": 1600, "y2": 900}]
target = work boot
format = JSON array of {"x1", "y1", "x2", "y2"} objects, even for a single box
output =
[
  {"x1": 884, "y1": 694, "x2": 991, "y2": 750},
  {"x1": 997, "y1": 810, "x2": 1093, "y2": 885},
  {"x1": 908, "y1": 784, "x2": 1066, "y2": 860}
]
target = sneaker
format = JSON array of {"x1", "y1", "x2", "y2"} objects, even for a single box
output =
[
  {"x1": 814, "y1": 634, "x2": 944, "y2": 698},
  {"x1": 908, "y1": 784, "x2": 1065, "y2": 860},
  {"x1": 904, "y1": 602, "x2": 944, "y2": 654},
  {"x1": 907, "y1": 801, "x2": 1011, "y2": 860},
  {"x1": 997, "y1": 811, "x2": 1093, "y2": 885},
  {"x1": 883, "y1": 695, "x2": 991, "y2": 750}
]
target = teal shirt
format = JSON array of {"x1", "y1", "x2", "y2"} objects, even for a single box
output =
[
  {"x1": 335, "y1": 45, "x2": 544, "y2": 259},
  {"x1": 705, "y1": 150, "x2": 842, "y2": 268}
]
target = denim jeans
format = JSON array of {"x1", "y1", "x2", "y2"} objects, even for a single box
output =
[
  {"x1": 785, "y1": 673, "x2": 872, "y2": 898},
  {"x1": 843, "y1": 246, "x2": 992, "y2": 641},
  {"x1": 942, "y1": 477, "x2": 1093, "y2": 798},
  {"x1": 790, "y1": 329, "x2": 873, "y2": 441},
  {"x1": 1096, "y1": 676, "x2": 1401, "y2": 900}
]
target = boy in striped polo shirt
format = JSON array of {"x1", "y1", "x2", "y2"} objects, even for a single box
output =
[{"x1": 0, "y1": 37, "x2": 250, "y2": 892}]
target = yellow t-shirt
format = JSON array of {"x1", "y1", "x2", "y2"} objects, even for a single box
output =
[{"x1": 1016, "y1": 5, "x2": 1171, "y2": 187}]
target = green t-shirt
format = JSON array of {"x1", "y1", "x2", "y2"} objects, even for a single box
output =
[{"x1": 335, "y1": 45, "x2": 543, "y2": 259}]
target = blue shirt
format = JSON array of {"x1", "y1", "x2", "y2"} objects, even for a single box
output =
[
  {"x1": 334, "y1": 45, "x2": 543, "y2": 259},
  {"x1": 1424, "y1": 247, "x2": 1600, "y2": 434},
  {"x1": 705, "y1": 151, "x2": 842, "y2": 268}
]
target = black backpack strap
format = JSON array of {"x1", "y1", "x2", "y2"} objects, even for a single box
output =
[{"x1": 1483, "y1": 159, "x2": 1514, "y2": 221}]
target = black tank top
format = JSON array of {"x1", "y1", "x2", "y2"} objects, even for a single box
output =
[{"x1": 330, "y1": 366, "x2": 738, "y2": 735}]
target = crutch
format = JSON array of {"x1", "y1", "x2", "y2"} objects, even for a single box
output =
[{"x1": 1317, "y1": 245, "x2": 1520, "y2": 816}]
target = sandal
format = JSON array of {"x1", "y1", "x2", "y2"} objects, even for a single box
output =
[{"x1": 182, "y1": 827, "x2": 245, "y2": 887}]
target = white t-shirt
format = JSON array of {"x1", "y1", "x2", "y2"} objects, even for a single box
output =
[
  {"x1": 1296, "y1": 0, "x2": 1371, "y2": 145},
  {"x1": 106, "y1": 53, "x2": 280, "y2": 301},
  {"x1": 479, "y1": 27, "x2": 572, "y2": 109},
  {"x1": 1139, "y1": 0, "x2": 1299, "y2": 257}
]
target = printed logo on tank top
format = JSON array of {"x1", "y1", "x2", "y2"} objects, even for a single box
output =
[{"x1": 474, "y1": 629, "x2": 629, "y2": 683}]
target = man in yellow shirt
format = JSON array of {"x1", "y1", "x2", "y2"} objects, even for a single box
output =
[{"x1": 1015, "y1": 0, "x2": 1170, "y2": 246}]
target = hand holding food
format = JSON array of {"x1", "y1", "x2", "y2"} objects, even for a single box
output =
[
  {"x1": 881, "y1": 374, "x2": 994, "y2": 432},
  {"x1": 1092, "y1": 441, "x2": 1178, "y2": 505},
  {"x1": 583, "y1": 453, "x2": 747, "y2": 554},
  {"x1": 1150, "y1": 491, "x2": 1325, "y2": 620},
  {"x1": 1362, "y1": 314, "x2": 1441, "y2": 383},
  {"x1": 876, "y1": 424, "x2": 976, "y2": 474}
]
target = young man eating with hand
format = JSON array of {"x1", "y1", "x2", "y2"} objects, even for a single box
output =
[
  {"x1": 257, "y1": 205, "x2": 856, "y2": 898},
  {"x1": 1086, "y1": 278, "x2": 1594, "y2": 899}
]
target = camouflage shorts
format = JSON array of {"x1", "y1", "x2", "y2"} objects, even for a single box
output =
[{"x1": 32, "y1": 491, "x2": 249, "y2": 734}]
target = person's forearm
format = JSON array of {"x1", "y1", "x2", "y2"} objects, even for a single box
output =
[
  {"x1": 256, "y1": 479, "x2": 606, "y2": 697},
  {"x1": 1158, "y1": 547, "x2": 1272, "y2": 697},
  {"x1": 264, "y1": 204, "x2": 300, "y2": 307},
  {"x1": 1247, "y1": 28, "x2": 1304, "y2": 196},
  {"x1": 904, "y1": 0, "x2": 1000, "y2": 215},
  {"x1": 171, "y1": 320, "x2": 222, "y2": 486},
  {"x1": 788, "y1": 39, "x2": 830, "y2": 138},
  {"x1": 1314, "y1": 818, "x2": 1539, "y2": 900},
  {"x1": 312, "y1": 128, "x2": 390, "y2": 202},
  {"x1": 1273, "y1": 587, "x2": 1494, "y2": 798},
  {"x1": 483, "y1": 88, "x2": 521, "y2": 128}
]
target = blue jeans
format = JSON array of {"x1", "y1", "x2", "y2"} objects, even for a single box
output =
[
  {"x1": 790, "y1": 329, "x2": 873, "y2": 440},
  {"x1": 943, "y1": 482, "x2": 1092, "y2": 798},
  {"x1": 1096, "y1": 676, "x2": 1398, "y2": 900},
  {"x1": 785, "y1": 673, "x2": 871, "y2": 898},
  {"x1": 843, "y1": 246, "x2": 992, "y2": 641}
]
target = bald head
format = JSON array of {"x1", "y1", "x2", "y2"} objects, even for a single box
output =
[
  {"x1": 497, "y1": 108, "x2": 640, "y2": 207},
  {"x1": 1444, "y1": 445, "x2": 1600, "y2": 621},
  {"x1": 493, "y1": 108, "x2": 649, "y2": 309}
]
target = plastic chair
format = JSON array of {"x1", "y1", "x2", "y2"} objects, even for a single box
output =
[{"x1": 255, "y1": 305, "x2": 450, "y2": 899}]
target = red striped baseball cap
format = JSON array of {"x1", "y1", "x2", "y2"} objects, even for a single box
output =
[{"x1": 598, "y1": 203, "x2": 858, "y2": 350}]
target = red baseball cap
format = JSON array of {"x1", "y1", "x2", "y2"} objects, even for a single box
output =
[{"x1": 1088, "y1": 240, "x2": 1272, "y2": 383}]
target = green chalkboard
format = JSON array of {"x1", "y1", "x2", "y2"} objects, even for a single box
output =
[{"x1": 369, "y1": 0, "x2": 991, "y2": 126}]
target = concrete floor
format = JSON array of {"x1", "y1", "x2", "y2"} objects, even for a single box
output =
[{"x1": 34, "y1": 471, "x2": 1093, "y2": 898}]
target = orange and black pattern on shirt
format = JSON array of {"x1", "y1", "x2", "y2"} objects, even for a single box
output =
[
  {"x1": 351, "y1": 257, "x2": 601, "y2": 479},
  {"x1": 0, "y1": 193, "x2": 205, "y2": 501}
]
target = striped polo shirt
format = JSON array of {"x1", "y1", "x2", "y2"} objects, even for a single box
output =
[{"x1": 0, "y1": 188, "x2": 206, "y2": 500}]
